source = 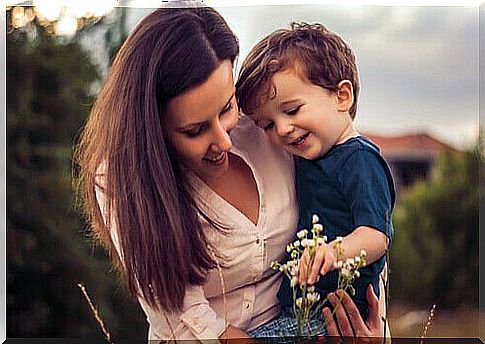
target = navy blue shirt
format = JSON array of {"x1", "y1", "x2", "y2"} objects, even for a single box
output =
[{"x1": 278, "y1": 136, "x2": 396, "y2": 319}]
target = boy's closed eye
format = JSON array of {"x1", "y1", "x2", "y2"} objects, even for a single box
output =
[{"x1": 285, "y1": 105, "x2": 302, "y2": 116}]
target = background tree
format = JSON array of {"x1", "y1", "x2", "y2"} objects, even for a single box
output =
[
  {"x1": 7, "y1": 8, "x2": 146, "y2": 338},
  {"x1": 391, "y1": 144, "x2": 480, "y2": 308}
]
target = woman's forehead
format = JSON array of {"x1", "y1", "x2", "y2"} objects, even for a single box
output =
[{"x1": 165, "y1": 60, "x2": 235, "y2": 126}]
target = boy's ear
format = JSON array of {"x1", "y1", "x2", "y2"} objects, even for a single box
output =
[{"x1": 336, "y1": 80, "x2": 354, "y2": 113}]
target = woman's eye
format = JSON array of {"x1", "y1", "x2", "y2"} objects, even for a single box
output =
[
  {"x1": 185, "y1": 124, "x2": 207, "y2": 137},
  {"x1": 286, "y1": 106, "x2": 301, "y2": 116},
  {"x1": 221, "y1": 102, "x2": 233, "y2": 114}
]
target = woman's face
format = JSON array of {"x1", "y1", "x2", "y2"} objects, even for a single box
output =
[{"x1": 163, "y1": 60, "x2": 239, "y2": 183}]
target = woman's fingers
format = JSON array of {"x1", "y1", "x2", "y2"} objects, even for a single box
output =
[
  {"x1": 328, "y1": 292, "x2": 354, "y2": 337},
  {"x1": 337, "y1": 290, "x2": 369, "y2": 337},
  {"x1": 364, "y1": 285, "x2": 380, "y2": 332},
  {"x1": 323, "y1": 306, "x2": 339, "y2": 336}
]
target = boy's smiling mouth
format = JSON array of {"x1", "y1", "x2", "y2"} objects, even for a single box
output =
[{"x1": 290, "y1": 132, "x2": 310, "y2": 146}]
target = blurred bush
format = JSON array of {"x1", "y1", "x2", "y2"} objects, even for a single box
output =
[{"x1": 390, "y1": 143, "x2": 481, "y2": 308}]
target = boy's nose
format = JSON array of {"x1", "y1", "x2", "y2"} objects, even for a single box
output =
[{"x1": 276, "y1": 121, "x2": 294, "y2": 137}]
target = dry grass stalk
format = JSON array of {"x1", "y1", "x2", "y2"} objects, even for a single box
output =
[
  {"x1": 420, "y1": 303, "x2": 437, "y2": 344},
  {"x1": 77, "y1": 283, "x2": 113, "y2": 344}
]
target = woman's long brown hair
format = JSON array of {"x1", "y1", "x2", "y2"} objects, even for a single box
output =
[{"x1": 73, "y1": 6, "x2": 239, "y2": 312}]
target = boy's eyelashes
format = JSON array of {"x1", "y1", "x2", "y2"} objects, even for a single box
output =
[
  {"x1": 285, "y1": 105, "x2": 302, "y2": 116},
  {"x1": 257, "y1": 104, "x2": 302, "y2": 131}
]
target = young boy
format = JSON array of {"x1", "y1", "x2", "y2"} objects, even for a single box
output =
[{"x1": 236, "y1": 23, "x2": 395, "y2": 336}]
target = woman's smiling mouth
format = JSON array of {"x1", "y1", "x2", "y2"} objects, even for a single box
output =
[{"x1": 204, "y1": 151, "x2": 227, "y2": 165}]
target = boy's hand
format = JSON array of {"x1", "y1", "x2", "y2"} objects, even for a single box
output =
[{"x1": 299, "y1": 243, "x2": 337, "y2": 285}]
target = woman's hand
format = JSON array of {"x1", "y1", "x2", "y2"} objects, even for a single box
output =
[{"x1": 323, "y1": 285, "x2": 385, "y2": 343}]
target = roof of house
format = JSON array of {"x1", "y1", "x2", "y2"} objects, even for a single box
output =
[{"x1": 363, "y1": 132, "x2": 458, "y2": 160}]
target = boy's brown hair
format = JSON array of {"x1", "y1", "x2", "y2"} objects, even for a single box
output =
[{"x1": 236, "y1": 22, "x2": 360, "y2": 119}]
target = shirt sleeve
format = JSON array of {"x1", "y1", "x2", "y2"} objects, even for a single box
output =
[
  {"x1": 337, "y1": 149, "x2": 395, "y2": 242},
  {"x1": 94, "y1": 179, "x2": 228, "y2": 341}
]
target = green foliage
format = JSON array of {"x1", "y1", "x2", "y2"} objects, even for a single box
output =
[
  {"x1": 7, "y1": 13, "x2": 146, "y2": 338},
  {"x1": 390, "y1": 145, "x2": 480, "y2": 308}
]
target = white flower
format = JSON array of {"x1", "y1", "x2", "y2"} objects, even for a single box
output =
[
  {"x1": 296, "y1": 297, "x2": 303, "y2": 308},
  {"x1": 286, "y1": 244, "x2": 293, "y2": 253},
  {"x1": 301, "y1": 239, "x2": 308, "y2": 248},
  {"x1": 307, "y1": 286, "x2": 315, "y2": 293},
  {"x1": 291, "y1": 276, "x2": 299, "y2": 287},
  {"x1": 307, "y1": 292, "x2": 321, "y2": 303},
  {"x1": 313, "y1": 224, "x2": 323, "y2": 232},
  {"x1": 335, "y1": 236, "x2": 343, "y2": 243},
  {"x1": 360, "y1": 249, "x2": 367, "y2": 258},
  {"x1": 354, "y1": 256, "x2": 361, "y2": 264},
  {"x1": 316, "y1": 237, "x2": 326, "y2": 245},
  {"x1": 307, "y1": 240, "x2": 316, "y2": 247},
  {"x1": 293, "y1": 240, "x2": 300, "y2": 248},
  {"x1": 297, "y1": 230, "x2": 307, "y2": 239},
  {"x1": 289, "y1": 266, "x2": 299, "y2": 276},
  {"x1": 312, "y1": 214, "x2": 319, "y2": 224},
  {"x1": 346, "y1": 258, "x2": 355, "y2": 266},
  {"x1": 354, "y1": 270, "x2": 360, "y2": 278},
  {"x1": 341, "y1": 268, "x2": 351, "y2": 279}
]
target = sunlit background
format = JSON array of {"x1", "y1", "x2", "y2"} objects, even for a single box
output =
[
  {"x1": 5, "y1": 0, "x2": 483, "y2": 341},
  {"x1": 7, "y1": 1, "x2": 480, "y2": 148}
]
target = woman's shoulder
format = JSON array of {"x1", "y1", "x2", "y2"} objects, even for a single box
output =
[{"x1": 230, "y1": 114, "x2": 294, "y2": 175}]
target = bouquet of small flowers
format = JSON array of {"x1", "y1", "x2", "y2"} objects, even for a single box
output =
[{"x1": 270, "y1": 214, "x2": 367, "y2": 337}]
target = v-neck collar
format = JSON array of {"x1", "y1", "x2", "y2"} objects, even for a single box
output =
[{"x1": 189, "y1": 147, "x2": 263, "y2": 229}]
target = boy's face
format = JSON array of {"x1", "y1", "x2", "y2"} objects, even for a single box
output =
[{"x1": 251, "y1": 67, "x2": 355, "y2": 160}]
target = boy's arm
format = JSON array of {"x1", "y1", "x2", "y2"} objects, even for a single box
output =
[
  {"x1": 301, "y1": 226, "x2": 388, "y2": 285},
  {"x1": 337, "y1": 225, "x2": 389, "y2": 265}
]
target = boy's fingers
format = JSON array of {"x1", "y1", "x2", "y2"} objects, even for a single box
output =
[
  {"x1": 320, "y1": 251, "x2": 334, "y2": 276},
  {"x1": 308, "y1": 247, "x2": 325, "y2": 284},
  {"x1": 299, "y1": 249, "x2": 310, "y2": 284}
]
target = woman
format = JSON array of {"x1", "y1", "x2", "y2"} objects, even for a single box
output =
[{"x1": 74, "y1": 5, "x2": 386, "y2": 341}]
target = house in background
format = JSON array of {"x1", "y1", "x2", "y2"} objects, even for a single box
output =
[{"x1": 364, "y1": 133, "x2": 459, "y2": 191}]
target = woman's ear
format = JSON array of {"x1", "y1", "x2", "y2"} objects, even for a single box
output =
[{"x1": 336, "y1": 80, "x2": 354, "y2": 113}]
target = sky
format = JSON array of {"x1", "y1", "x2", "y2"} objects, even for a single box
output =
[{"x1": 124, "y1": 4, "x2": 480, "y2": 149}]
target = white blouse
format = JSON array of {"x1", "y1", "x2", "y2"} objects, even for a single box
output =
[{"x1": 98, "y1": 116, "x2": 298, "y2": 342}]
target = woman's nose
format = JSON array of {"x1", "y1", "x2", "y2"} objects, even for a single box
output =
[{"x1": 212, "y1": 121, "x2": 233, "y2": 152}]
